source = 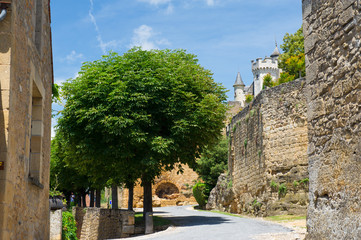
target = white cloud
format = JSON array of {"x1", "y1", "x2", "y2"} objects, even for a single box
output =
[
  {"x1": 165, "y1": 3, "x2": 174, "y2": 14},
  {"x1": 205, "y1": 0, "x2": 215, "y2": 6},
  {"x1": 89, "y1": 0, "x2": 121, "y2": 53},
  {"x1": 65, "y1": 50, "x2": 83, "y2": 62},
  {"x1": 130, "y1": 25, "x2": 170, "y2": 50},
  {"x1": 138, "y1": 0, "x2": 171, "y2": 5}
]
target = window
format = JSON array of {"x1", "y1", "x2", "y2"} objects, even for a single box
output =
[{"x1": 29, "y1": 81, "x2": 43, "y2": 188}]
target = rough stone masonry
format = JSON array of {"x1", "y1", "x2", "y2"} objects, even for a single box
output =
[
  {"x1": 303, "y1": 0, "x2": 361, "y2": 239},
  {"x1": 0, "y1": 0, "x2": 53, "y2": 239},
  {"x1": 207, "y1": 78, "x2": 309, "y2": 216}
]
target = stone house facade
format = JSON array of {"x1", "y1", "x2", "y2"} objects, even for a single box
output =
[{"x1": 0, "y1": 0, "x2": 53, "y2": 239}]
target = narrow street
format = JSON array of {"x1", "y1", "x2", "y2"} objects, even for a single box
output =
[{"x1": 120, "y1": 206, "x2": 300, "y2": 240}]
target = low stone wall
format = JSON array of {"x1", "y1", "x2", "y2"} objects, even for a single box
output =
[
  {"x1": 50, "y1": 210, "x2": 62, "y2": 240},
  {"x1": 73, "y1": 207, "x2": 135, "y2": 239},
  {"x1": 207, "y1": 78, "x2": 309, "y2": 216}
]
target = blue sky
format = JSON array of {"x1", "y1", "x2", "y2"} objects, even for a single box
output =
[{"x1": 50, "y1": 0, "x2": 302, "y2": 136}]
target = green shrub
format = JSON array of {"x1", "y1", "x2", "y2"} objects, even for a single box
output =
[
  {"x1": 300, "y1": 178, "x2": 309, "y2": 185},
  {"x1": 252, "y1": 199, "x2": 262, "y2": 211},
  {"x1": 278, "y1": 183, "x2": 287, "y2": 197},
  {"x1": 293, "y1": 180, "x2": 299, "y2": 188},
  {"x1": 270, "y1": 180, "x2": 278, "y2": 191},
  {"x1": 227, "y1": 179, "x2": 233, "y2": 189},
  {"x1": 62, "y1": 211, "x2": 78, "y2": 240},
  {"x1": 245, "y1": 94, "x2": 253, "y2": 103},
  {"x1": 193, "y1": 182, "x2": 208, "y2": 208}
]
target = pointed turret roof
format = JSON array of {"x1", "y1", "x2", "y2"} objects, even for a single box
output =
[
  {"x1": 270, "y1": 42, "x2": 280, "y2": 58},
  {"x1": 233, "y1": 72, "x2": 245, "y2": 86}
]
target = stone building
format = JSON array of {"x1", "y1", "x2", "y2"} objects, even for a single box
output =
[
  {"x1": 119, "y1": 164, "x2": 198, "y2": 208},
  {"x1": 303, "y1": 0, "x2": 361, "y2": 239},
  {"x1": 207, "y1": 78, "x2": 309, "y2": 216},
  {"x1": 0, "y1": 0, "x2": 53, "y2": 239},
  {"x1": 233, "y1": 45, "x2": 282, "y2": 107}
]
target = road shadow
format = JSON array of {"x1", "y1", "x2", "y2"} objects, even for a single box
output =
[{"x1": 161, "y1": 215, "x2": 231, "y2": 227}]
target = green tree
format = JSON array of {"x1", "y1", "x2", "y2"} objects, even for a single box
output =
[
  {"x1": 194, "y1": 137, "x2": 228, "y2": 197},
  {"x1": 50, "y1": 135, "x2": 94, "y2": 207},
  {"x1": 262, "y1": 73, "x2": 273, "y2": 89},
  {"x1": 57, "y1": 48, "x2": 227, "y2": 217},
  {"x1": 278, "y1": 27, "x2": 305, "y2": 81},
  {"x1": 245, "y1": 94, "x2": 254, "y2": 103}
]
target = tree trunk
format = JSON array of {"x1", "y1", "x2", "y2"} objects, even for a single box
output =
[
  {"x1": 128, "y1": 184, "x2": 134, "y2": 211},
  {"x1": 77, "y1": 194, "x2": 82, "y2": 207},
  {"x1": 96, "y1": 188, "x2": 101, "y2": 208},
  {"x1": 143, "y1": 179, "x2": 153, "y2": 234},
  {"x1": 112, "y1": 184, "x2": 118, "y2": 209},
  {"x1": 90, "y1": 190, "x2": 95, "y2": 207},
  {"x1": 143, "y1": 179, "x2": 153, "y2": 214},
  {"x1": 82, "y1": 192, "x2": 87, "y2": 207}
]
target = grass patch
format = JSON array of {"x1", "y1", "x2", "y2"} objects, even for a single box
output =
[
  {"x1": 265, "y1": 215, "x2": 306, "y2": 222},
  {"x1": 134, "y1": 213, "x2": 173, "y2": 227},
  {"x1": 194, "y1": 208, "x2": 243, "y2": 218}
]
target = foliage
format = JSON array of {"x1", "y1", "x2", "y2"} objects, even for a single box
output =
[
  {"x1": 50, "y1": 136, "x2": 93, "y2": 200},
  {"x1": 56, "y1": 48, "x2": 227, "y2": 193},
  {"x1": 293, "y1": 180, "x2": 299, "y2": 188},
  {"x1": 278, "y1": 27, "x2": 305, "y2": 81},
  {"x1": 62, "y1": 211, "x2": 78, "y2": 240},
  {"x1": 252, "y1": 199, "x2": 262, "y2": 211},
  {"x1": 244, "y1": 138, "x2": 248, "y2": 148},
  {"x1": 192, "y1": 182, "x2": 208, "y2": 208},
  {"x1": 277, "y1": 72, "x2": 296, "y2": 85},
  {"x1": 195, "y1": 209, "x2": 243, "y2": 218},
  {"x1": 262, "y1": 74, "x2": 274, "y2": 89},
  {"x1": 227, "y1": 179, "x2": 233, "y2": 189},
  {"x1": 194, "y1": 137, "x2": 228, "y2": 197},
  {"x1": 245, "y1": 94, "x2": 254, "y2": 103},
  {"x1": 52, "y1": 83, "x2": 61, "y2": 103},
  {"x1": 300, "y1": 178, "x2": 309, "y2": 187},
  {"x1": 49, "y1": 188, "x2": 63, "y2": 197},
  {"x1": 270, "y1": 180, "x2": 278, "y2": 191},
  {"x1": 278, "y1": 183, "x2": 287, "y2": 197},
  {"x1": 134, "y1": 213, "x2": 172, "y2": 227},
  {"x1": 265, "y1": 215, "x2": 306, "y2": 222}
]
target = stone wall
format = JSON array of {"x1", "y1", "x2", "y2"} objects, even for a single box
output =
[
  {"x1": 303, "y1": 0, "x2": 361, "y2": 239},
  {"x1": 73, "y1": 207, "x2": 135, "y2": 239},
  {"x1": 50, "y1": 210, "x2": 62, "y2": 240},
  {"x1": 0, "y1": 0, "x2": 53, "y2": 239},
  {"x1": 207, "y1": 78, "x2": 309, "y2": 216},
  {"x1": 119, "y1": 164, "x2": 198, "y2": 208}
]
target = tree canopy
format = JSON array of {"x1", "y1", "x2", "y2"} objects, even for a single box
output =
[
  {"x1": 278, "y1": 26, "x2": 305, "y2": 82},
  {"x1": 56, "y1": 48, "x2": 228, "y2": 211}
]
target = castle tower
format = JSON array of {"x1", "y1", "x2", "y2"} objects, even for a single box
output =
[
  {"x1": 251, "y1": 44, "x2": 281, "y2": 96},
  {"x1": 233, "y1": 72, "x2": 246, "y2": 107}
]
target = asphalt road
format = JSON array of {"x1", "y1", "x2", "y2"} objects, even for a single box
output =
[{"x1": 122, "y1": 206, "x2": 293, "y2": 240}]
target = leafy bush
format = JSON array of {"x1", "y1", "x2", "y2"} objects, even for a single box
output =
[
  {"x1": 193, "y1": 182, "x2": 208, "y2": 208},
  {"x1": 194, "y1": 137, "x2": 228, "y2": 198},
  {"x1": 278, "y1": 183, "x2": 287, "y2": 197},
  {"x1": 245, "y1": 94, "x2": 254, "y2": 103},
  {"x1": 252, "y1": 199, "x2": 262, "y2": 211},
  {"x1": 62, "y1": 211, "x2": 78, "y2": 240},
  {"x1": 270, "y1": 180, "x2": 278, "y2": 191},
  {"x1": 300, "y1": 178, "x2": 309, "y2": 185}
]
